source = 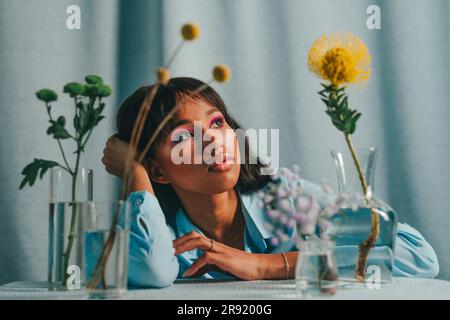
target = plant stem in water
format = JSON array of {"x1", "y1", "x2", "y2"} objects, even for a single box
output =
[{"x1": 344, "y1": 134, "x2": 380, "y2": 282}]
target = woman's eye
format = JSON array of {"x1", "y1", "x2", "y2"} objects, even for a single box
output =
[
  {"x1": 210, "y1": 117, "x2": 224, "y2": 128},
  {"x1": 172, "y1": 130, "x2": 193, "y2": 143}
]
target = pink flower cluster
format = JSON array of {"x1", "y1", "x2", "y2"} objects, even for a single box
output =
[{"x1": 257, "y1": 166, "x2": 363, "y2": 247}]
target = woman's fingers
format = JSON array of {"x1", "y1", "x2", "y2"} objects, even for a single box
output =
[
  {"x1": 183, "y1": 252, "x2": 218, "y2": 277},
  {"x1": 172, "y1": 231, "x2": 203, "y2": 247},
  {"x1": 174, "y1": 236, "x2": 214, "y2": 255}
]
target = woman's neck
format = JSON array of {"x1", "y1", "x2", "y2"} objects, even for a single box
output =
[{"x1": 174, "y1": 187, "x2": 244, "y2": 247}]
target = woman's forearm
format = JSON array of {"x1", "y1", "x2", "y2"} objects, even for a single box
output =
[
  {"x1": 126, "y1": 163, "x2": 154, "y2": 196},
  {"x1": 260, "y1": 251, "x2": 298, "y2": 280}
]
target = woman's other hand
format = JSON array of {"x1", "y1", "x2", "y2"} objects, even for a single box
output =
[{"x1": 173, "y1": 231, "x2": 284, "y2": 280}]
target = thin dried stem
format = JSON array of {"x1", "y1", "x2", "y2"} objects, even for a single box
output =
[{"x1": 86, "y1": 85, "x2": 159, "y2": 289}]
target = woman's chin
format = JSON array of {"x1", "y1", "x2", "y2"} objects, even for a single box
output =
[{"x1": 201, "y1": 165, "x2": 240, "y2": 193}]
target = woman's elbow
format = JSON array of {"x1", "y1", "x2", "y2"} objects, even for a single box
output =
[
  {"x1": 420, "y1": 246, "x2": 440, "y2": 278},
  {"x1": 128, "y1": 254, "x2": 179, "y2": 288},
  {"x1": 394, "y1": 239, "x2": 440, "y2": 278}
]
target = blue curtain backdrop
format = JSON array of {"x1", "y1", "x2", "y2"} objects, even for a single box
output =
[{"x1": 0, "y1": 0, "x2": 448, "y2": 284}]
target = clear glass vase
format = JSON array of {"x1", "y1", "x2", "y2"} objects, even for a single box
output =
[
  {"x1": 295, "y1": 239, "x2": 338, "y2": 298},
  {"x1": 48, "y1": 167, "x2": 93, "y2": 290},
  {"x1": 84, "y1": 201, "x2": 131, "y2": 299},
  {"x1": 327, "y1": 147, "x2": 398, "y2": 286}
]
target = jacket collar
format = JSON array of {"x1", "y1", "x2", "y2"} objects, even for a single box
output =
[{"x1": 173, "y1": 190, "x2": 275, "y2": 252}]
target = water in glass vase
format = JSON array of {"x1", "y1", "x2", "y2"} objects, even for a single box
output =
[
  {"x1": 84, "y1": 201, "x2": 131, "y2": 299},
  {"x1": 327, "y1": 147, "x2": 398, "y2": 286},
  {"x1": 84, "y1": 229, "x2": 130, "y2": 299},
  {"x1": 295, "y1": 239, "x2": 338, "y2": 298},
  {"x1": 48, "y1": 201, "x2": 97, "y2": 290},
  {"x1": 48, "y1": 167, "x2": 93, "y2": 290}
]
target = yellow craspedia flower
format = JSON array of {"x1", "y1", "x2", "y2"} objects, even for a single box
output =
[
  {"x1": 213, "y1": 64, "x2": 231, "y2": 83},
  {"x1": 156, "y1": 67, "x2": 170, "y2": 85},
  {"x1": 308, "y1": 32, "x2": 371, "y2": 86},
  {"x1": 181, "y1": 23, "x2": 200, "y2": 41}
]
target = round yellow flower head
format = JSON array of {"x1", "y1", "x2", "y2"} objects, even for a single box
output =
[
  {"x1": 308, "y1": 32, "x2": 371, "y2": 86},
  {"x1": 181, "y1": 23, "x2": 200, "y2": 41},
  {"x1": 156, "y1": 67, "x2": 170, "y2": 85},
  {"x1": 213, "y1": 64, "x2": 231, "y2": 83}
]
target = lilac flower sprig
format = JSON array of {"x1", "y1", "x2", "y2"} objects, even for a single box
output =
[{"x1": 257, "y1": 166, "x2": 363, "y2": 247}]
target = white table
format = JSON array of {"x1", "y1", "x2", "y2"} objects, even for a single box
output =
[{"x1": 1, "y1": 278, "x2": 449, "y2": 300}]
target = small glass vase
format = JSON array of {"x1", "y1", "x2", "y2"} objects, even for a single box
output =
[
  {"x1": 84, "y1": 201, "x2": 131, "y2": 299},
  {"x1": 295, "y1": 238, "x2": 338, "y2": 298},
  {"x1": 327, "y1": 147, "x2": 398, "y2": 286},
  {"x1": 48, "y1": 167, "x2": 93, "y2": 290}
]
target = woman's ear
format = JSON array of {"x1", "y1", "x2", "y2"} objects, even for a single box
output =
[{"x1": 148, "y1": 159, "x2": 170, "y2": 185}]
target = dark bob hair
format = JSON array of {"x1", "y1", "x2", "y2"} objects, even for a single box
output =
[{"x1": 116, "y1": 77, "x2": 270, "y2": 216}]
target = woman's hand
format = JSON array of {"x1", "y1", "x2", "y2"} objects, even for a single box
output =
[
  {"x1": 102, "y1": 135, "x2": 154, "y2": 194},
  {"x1": 102, "y1": 135, "x2": 132, "y2": 178},
  {"x1": 172, "y1": 231, "x2": 273, "y2": 280}
]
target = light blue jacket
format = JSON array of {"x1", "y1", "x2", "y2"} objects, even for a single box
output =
[{"x1": 127, "y1": 179, "x2": 439, "y2": 288}]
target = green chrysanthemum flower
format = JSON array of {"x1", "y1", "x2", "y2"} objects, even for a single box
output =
[
  {"x1": 85, "y1": 75, "x2": 103, "y2": 85},
  {"x1": 63, "y1": 82, "x2": 86, "y2": 97},
  {"x1": 36, "y1": 89, "x2": 58, "y2": 103}
]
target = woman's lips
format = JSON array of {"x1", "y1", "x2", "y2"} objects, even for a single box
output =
[{"x1": 208, "y1": 153, "x2": 234, "y2": 172}]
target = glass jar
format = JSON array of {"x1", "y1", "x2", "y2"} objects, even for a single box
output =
[
  {"x1": 326, "y1": 147, "x2": 398, "y2": 285},
  {"x1": 295, "y1": 238, "x2": 338, "y2": 298}
]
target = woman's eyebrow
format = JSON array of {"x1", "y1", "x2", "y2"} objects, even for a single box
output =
[
  {"x1": 171, "y1": 119, "x2": 192, "y2": 129},
  {"x1": 206, "y1": 107, "x2": 220, "y2": 115},
  {"x1": 172, "y1": 107, "x2": 220, "y2": 129}
]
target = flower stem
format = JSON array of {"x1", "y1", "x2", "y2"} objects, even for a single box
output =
[
  {"x1": 45, "y1": 104, "x2": 73, "y2": 174},
  {"x1": 344, "y1": 133, "x2": 380, "y2": 282},
  {"x1": 60, "y1": 137, "x2": 81, "y2": 287}
]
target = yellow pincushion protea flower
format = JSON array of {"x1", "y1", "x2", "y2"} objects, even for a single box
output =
[{"x1": 308, "y1": 32, "x2": 371, "y2": 86}]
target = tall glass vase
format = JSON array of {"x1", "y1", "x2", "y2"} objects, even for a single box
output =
[
  {"x1": 326, "y1": 147, "x2": 398, "y2": 286},
  {"x1": 48, "y1": 168, "x2": 93, "y2": 290}
]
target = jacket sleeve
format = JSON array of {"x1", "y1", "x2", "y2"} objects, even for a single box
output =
[
  {"x1": 392, "y1": 223, "x2": 439, "y2": 278},
  {"x1": 127, "y1": 190, "x2": 179, "y2": 288}
]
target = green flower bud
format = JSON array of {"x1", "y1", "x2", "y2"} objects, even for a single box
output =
[
  {"x1": 63, "y1": 82, "x2": 86, "y2": 97},
  {"x1": 97, "y1": 84, "x2": 112, "y2": 98},
  {"x1": 83, "y1": 84, "x2": 99, "y2": 98},
  {"x1": 36, "y1": 89, "x2": 58, "y2": 103},
  {"x1": 85, "y1": 75, "x2": 103, "y2": 85}
]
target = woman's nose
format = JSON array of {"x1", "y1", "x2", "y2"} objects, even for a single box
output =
[{"x1": 202, "y1": 130, "x2": 224, "y2": 157}]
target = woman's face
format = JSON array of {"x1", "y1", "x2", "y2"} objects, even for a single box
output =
[{"x1": 152, "y1": 98, "x2": 241, "y2": 195}]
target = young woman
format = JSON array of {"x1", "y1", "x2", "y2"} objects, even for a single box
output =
[{"x1": 102, "y1": 77, "x2": 439, "y2": 288}]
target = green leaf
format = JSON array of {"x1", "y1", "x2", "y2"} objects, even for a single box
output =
[
  {"x1": 85, "y1": 75, "x2": 103, "y2": 85},
  {"x1": 57, "y1": 116, "x2": 65, "y2": 126},
  {"x1": 95, "y1": 115, "x2": 105, "y2": 125},
  {"x1": 47, "y1": 120, "x2": 71, "y2": 139},
  {"x1": 19, "y1": 159, "x2": 60, "y2": 189},
  {"x1": 321, "y1": 98, "x2": 329, "y2": 106},
  {"x1": 353, "y1": 112, "x2": 362, "y2": 123},
  {"x1": 349, "y1": 113, "x2": 362, "y2": 134},
  {"x1": 36, "y1": 89, "x2": 57, "y2": 103},
  {"x1": 63, "y1": 82, "x2": 86, "y2": 97},
  {"x1": 343, "y1": 118, "x2": 353, "y2": 134},
  {"x1": 338, "y1": 96, "x2": 348, "y2": 110},
  {"x1": 320, "y1": 83, "x2": 332, "y2": 91}
]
